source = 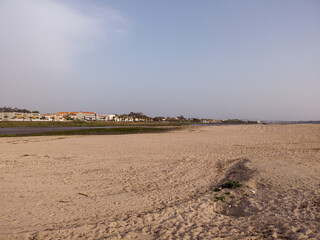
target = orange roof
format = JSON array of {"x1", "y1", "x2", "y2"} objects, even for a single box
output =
[
  {"x1": 82, "y1": 112, "x2": 96, "y2": 114},
  {"x1": 53, "y1": 111, "x2": 96, "y2": 115}
]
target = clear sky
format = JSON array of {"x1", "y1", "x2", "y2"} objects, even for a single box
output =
[{"x1": 0, "y1": 0, "x2": 319, "y2": 120}]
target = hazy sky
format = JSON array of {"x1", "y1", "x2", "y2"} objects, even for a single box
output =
[{"x1": 1, "y1": 0, "x2": 319, "y2": 120}]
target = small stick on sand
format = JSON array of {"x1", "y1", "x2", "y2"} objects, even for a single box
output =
[{"x1": 78, "y1": 193, "x2": 89, "y2": 197}]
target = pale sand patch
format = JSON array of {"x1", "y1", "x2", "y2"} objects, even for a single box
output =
[{"x1": 0, "y1": 124, "x2": 319, "y2": 239}]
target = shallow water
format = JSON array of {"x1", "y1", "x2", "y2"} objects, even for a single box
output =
[{"x1": 0, "y1": 126, "x2": 121, "y2": 135}]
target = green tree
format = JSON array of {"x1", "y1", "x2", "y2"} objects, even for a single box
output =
[
  {"x1": 177, "y1": 115, "x2": 186, "y2": 122},
  {"x1": 153, "y1": 116, "x2": 165, "y2": 121}
]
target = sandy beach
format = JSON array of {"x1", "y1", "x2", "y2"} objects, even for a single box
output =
[{"x1": 0, "y1": 124, "x2": 319, "y2": 239}]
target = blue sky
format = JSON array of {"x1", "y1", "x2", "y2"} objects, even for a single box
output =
[{"x1": 0, "y1": 0, "x2": 319, "y2": 120}]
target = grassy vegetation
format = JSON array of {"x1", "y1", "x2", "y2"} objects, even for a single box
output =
[
  {"x1": 0, "y1": 126, "x2": 179, "y2": 137},
  {"x1": 213, "y1": 180, "x2": 242, "y2": 202},
  {"x1": 221, "y1": 180, "x2": 242, "y2": 189},
  {"x1": 0, "y1": 121, "x2": 188, "y2": 128},
  {"x1": 214, "y1": 181, "x2": 242, "y2": 192},
  {"x1": 214, "y1": 196, "x2": 226, "y2": 202}
]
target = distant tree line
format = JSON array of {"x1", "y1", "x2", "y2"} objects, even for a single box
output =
[
  {"x1": 0, "y1": 107, "x2": 39, "y2": 113},
  {"x1": 221, "y1": 119, "x2": 256, "y2": 124},
  {"x1": 115, "y1": 112, "x2": 203, "y2": 123}
]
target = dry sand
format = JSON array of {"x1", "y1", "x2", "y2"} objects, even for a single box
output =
[{"x1": 0, "y1": 124, "x2": 319, "y2": 239}]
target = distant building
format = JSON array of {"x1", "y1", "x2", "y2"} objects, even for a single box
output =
[
  {"x1": 0, "y1": 112, "x2": 40, "y2": 121},
  {"x1": 68, "y1": 112, "x2": 97, "y2": 121},
  {"x1": 53, "y1": 112, "x2": 68, "y2": 121},
  {"x1": 30, "y1": 113, "x2": 40, "y2": 120},
  {"x1": 97, "y1": 115, "x2": 107, "y2": 121},
  {"x1": 106, "y1": 114, "x2": 116, "y2": 121},
  {"x1": 12, "y1": 112, "x2": 24, "y2": 119},
  {"x1": 41, "y1": 113, "x2": 55, "y2": 121}
]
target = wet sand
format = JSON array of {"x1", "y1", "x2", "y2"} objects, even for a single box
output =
[{"x1": 0, "y1": 124, "x2": 319, "y2": 239}]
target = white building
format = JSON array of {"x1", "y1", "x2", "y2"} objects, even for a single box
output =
[
  {"x1": 106, "y1": 114, "x2": 116, "y2": 121},
  {"x1": 96, "y1": 115, "x2": 107, "y2": 121},
  {"x1": 0, "y1": 112, "x2": 40, "y2": 121}
]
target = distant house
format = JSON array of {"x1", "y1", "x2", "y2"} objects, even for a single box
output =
[
  {"x1": 82, "y1": 112, "x2": 97, "y2": 121},
  {"x1": 55, "y1": 112, "x2": 69, "y2": 121},
  {"x1": 0, "y1": 112, "x2": 39, "y2": 121},
  {"x1": 97, "y1": 115, "x2": 107, "y2": 121},
  {"x1": 69, "y1": 112, "x2": 97, "y2": 121},
  {"x1": 0, "y1": 112, "x2": 13, "y2": 120},
  {"x1": 12, "y1": 112, "x2": 24, "y2": 119},
  {"x1": 56, "y1": 112, "x2": 68, "y2": 116},
  {"x1": 68, "y1": 112, "x2": 79, "y2": 120},
  {"x1": 30, "y1": 113, "x2": 40, "y2": 120},
  {"x1": 41, "y1": 113, "x2": 55, "y2": 121},
  {"x1": 106, "y1": 114, "x2": 116, "y2": 121}
]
